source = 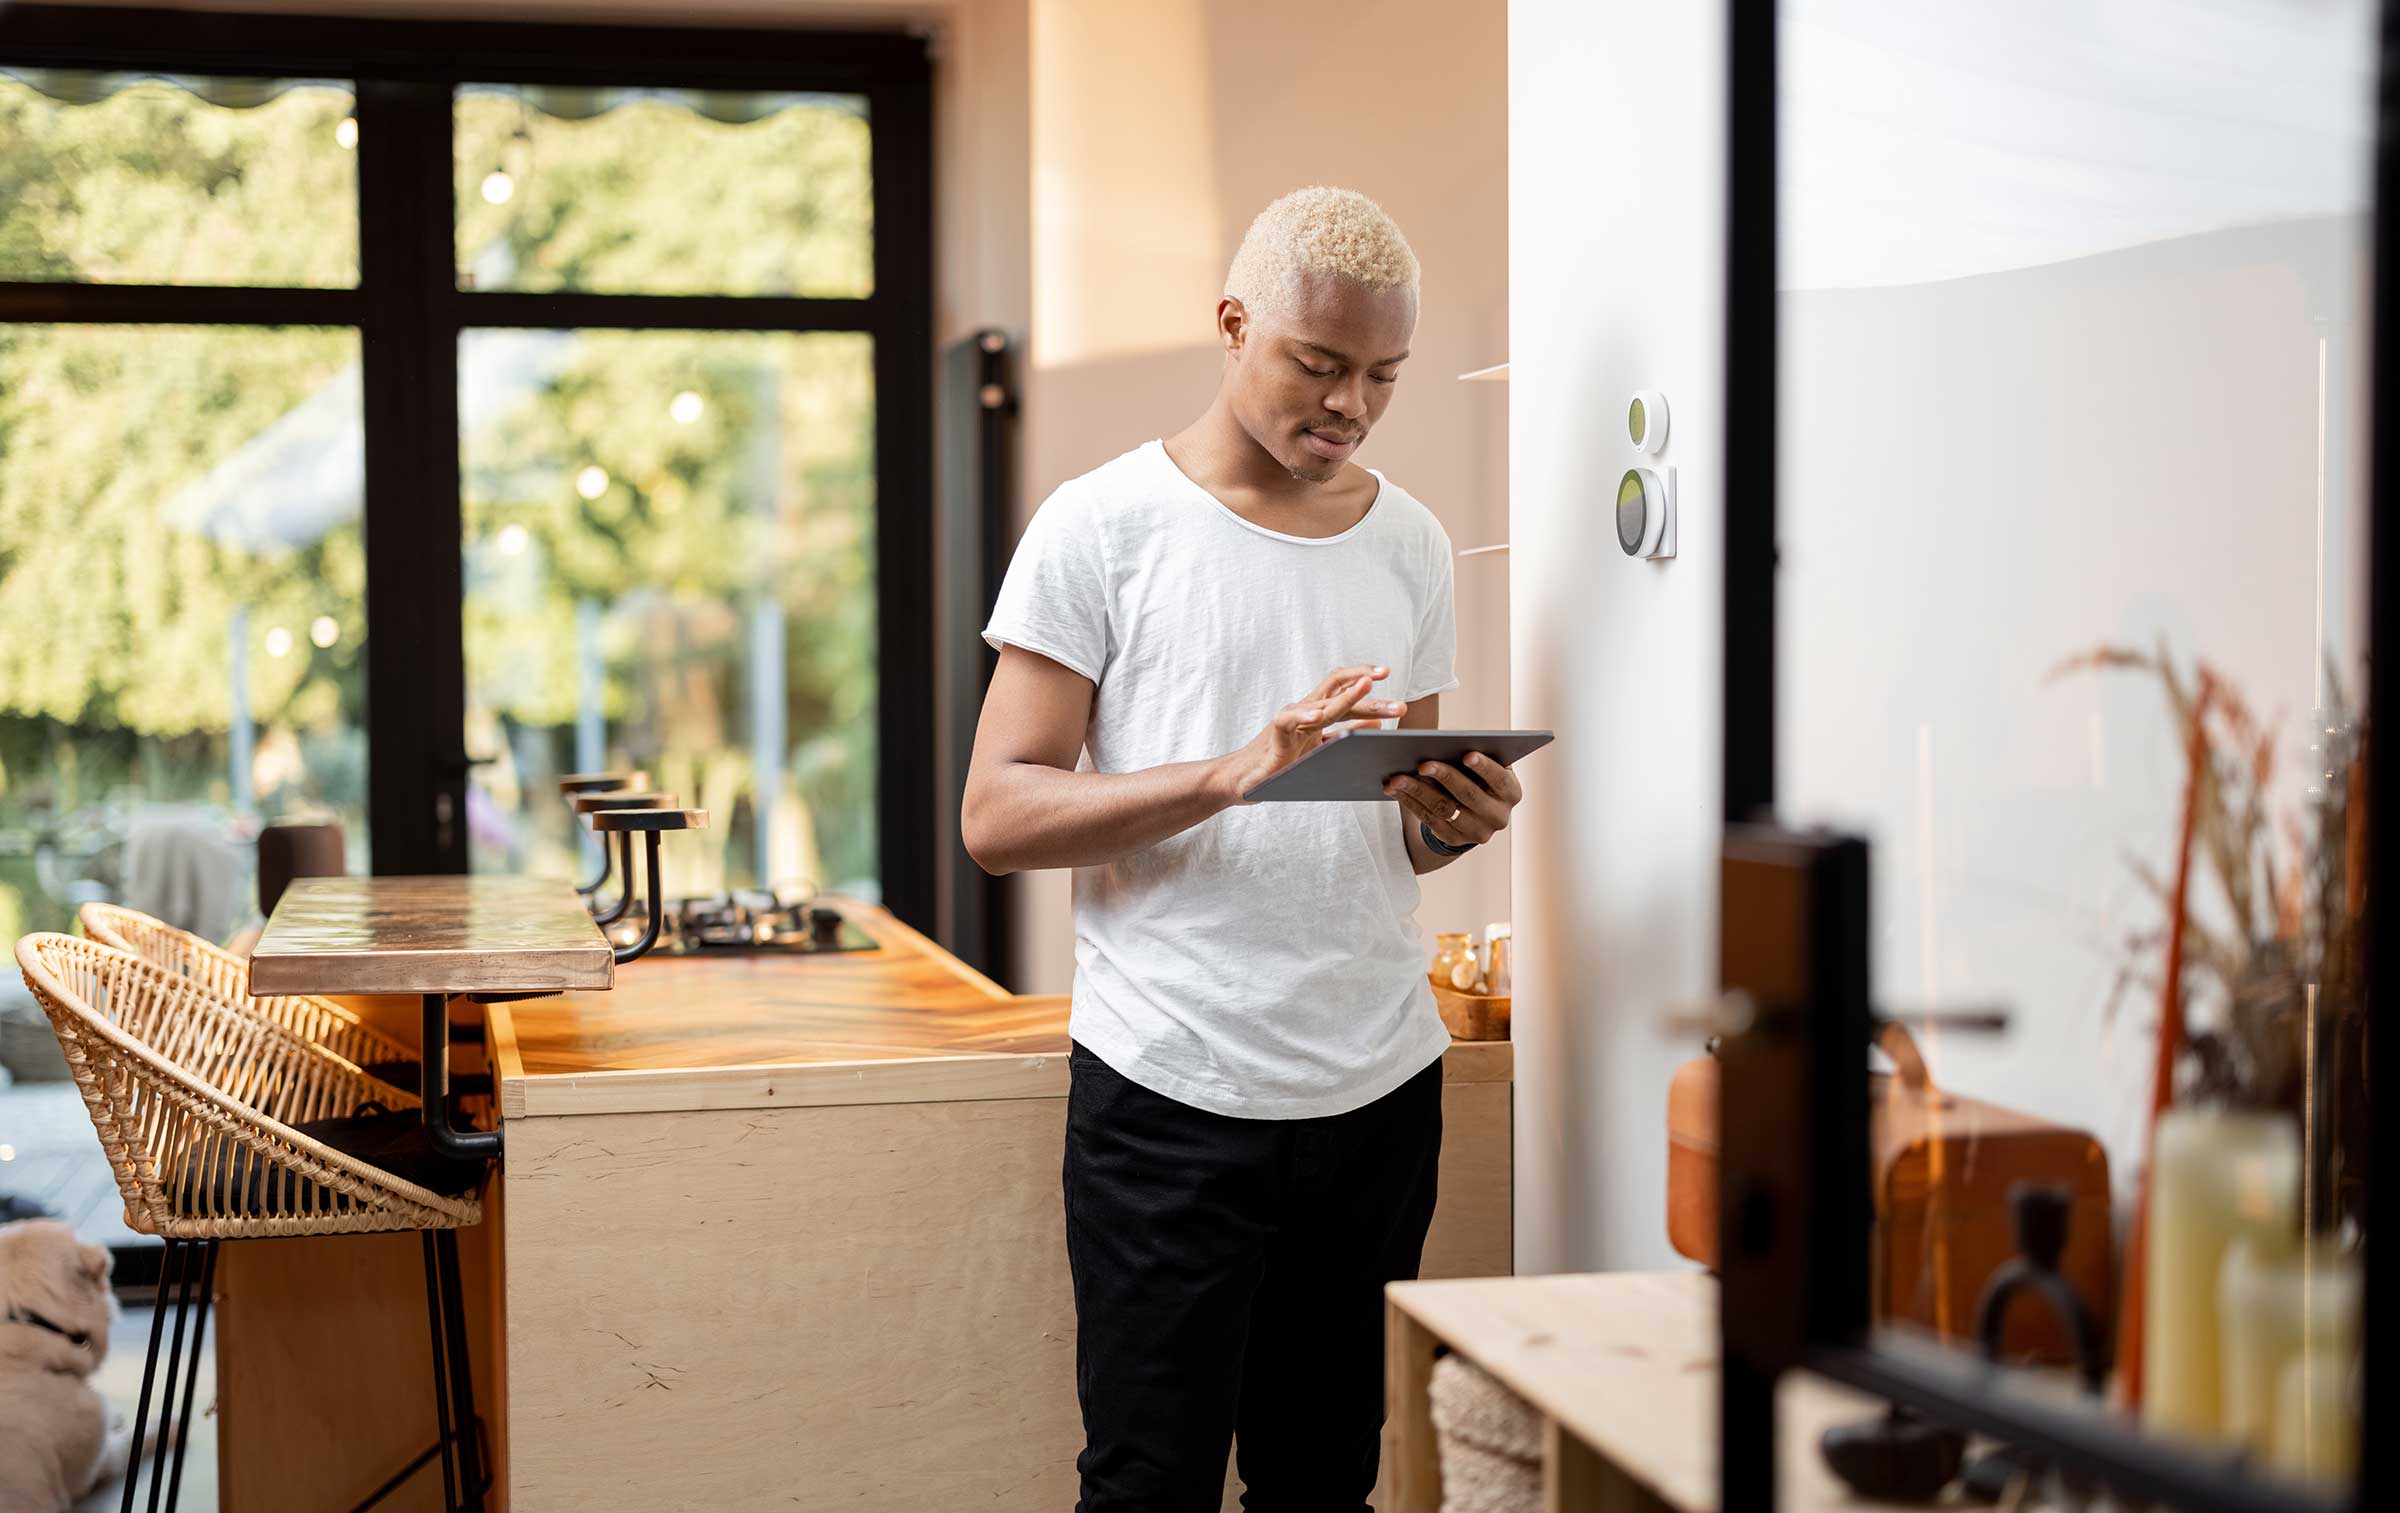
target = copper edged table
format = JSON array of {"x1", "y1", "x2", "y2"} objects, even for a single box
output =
[{"x1": 252, "y1": 874, "x2": 616, "y2": 1162}]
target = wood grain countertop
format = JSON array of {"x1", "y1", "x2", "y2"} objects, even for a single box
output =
[{"x1": 485, "y1": 900, "x2": 1511, "y2": 1119}]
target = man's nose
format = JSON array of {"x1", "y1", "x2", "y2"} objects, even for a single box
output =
[{"x1": 1324, "y1": 376, "x2": 1367, "y2": 419}]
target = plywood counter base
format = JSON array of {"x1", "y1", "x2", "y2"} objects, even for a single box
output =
[{"x1": 488, "y1": 904, "x2": 1513, "y2": 1512}]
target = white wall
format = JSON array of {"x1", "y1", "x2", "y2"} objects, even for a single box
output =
[
  {"x1": 1508, "y1": 0, "x2": 1725, "y2": 1273},
  {"x1": 1506, "y1": 0, "x2": 2374, "y2": 1277},
  {"x1": 1778, "y1": 228, "x2": 2373, "y2": 1197},
  {"x1": 1770, "y1": 2, "x2": 2377, "y2": 1186}
]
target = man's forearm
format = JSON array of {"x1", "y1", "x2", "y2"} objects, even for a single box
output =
[
  {"x1": 1403, "y1": 819, "x2": 1469, "y2": 876},
  {"x1": 965, "y1": 757, "x2": 1238, "y2": 874}
]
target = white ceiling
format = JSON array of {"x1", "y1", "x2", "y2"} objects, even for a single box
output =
[{"x1": 1782, "y1": 0, "x2": 2377, "y2": 288}]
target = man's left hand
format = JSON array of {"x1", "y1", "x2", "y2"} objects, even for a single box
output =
[{"x1": 1383, "y1": 752, "x2": 1521, "y2": 849}]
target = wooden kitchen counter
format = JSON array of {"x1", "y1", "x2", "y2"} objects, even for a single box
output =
[
  {"x1": 481, "y1": 900, "x2": 1515, "y2": 1513},
  {"x1": 485, "y1": 902, "x2": 1067, "y2": 1117},
  {"x1": 487, "y1": 900, "x2": 1512, "y2": 1118}
]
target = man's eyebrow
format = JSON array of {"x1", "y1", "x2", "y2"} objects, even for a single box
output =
[{"x1": 1294, "y1": 338, "x2": 1411, "y2": 368}]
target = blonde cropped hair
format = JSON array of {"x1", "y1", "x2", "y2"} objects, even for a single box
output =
[{"x1": 1224, "y1": 186, "x2": 1420, "y2": 321}]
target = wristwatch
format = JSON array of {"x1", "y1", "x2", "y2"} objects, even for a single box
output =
[{"x1": 1419, "y1": 821, "x2": 1478, "y2": 858}]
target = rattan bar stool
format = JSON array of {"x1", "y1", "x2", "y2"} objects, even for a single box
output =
[
  {"x1": 13, "y1": 933, "x2": 493, "y2": 1513},
  {"x1": 75, "y1": 901, "x2": 449, "y2": 1102}
]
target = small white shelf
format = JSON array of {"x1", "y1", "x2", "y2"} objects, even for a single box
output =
[
  {"x1": 1457, "y1": 543, "x2": 1510, "y2": 558},
  {"x1": 1457, "y1": 362, "x2": 1509, "y2": 383}
]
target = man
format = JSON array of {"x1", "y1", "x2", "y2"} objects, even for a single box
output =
[{"x1": 963, "y1": 184, "x2": 1523, "y2": 1511}]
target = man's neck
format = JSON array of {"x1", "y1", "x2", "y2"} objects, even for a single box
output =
[
  {"x1": 1165, "y1": 398, "x2": 1352, "y2": 510},
  {"x1": 1163, "y1": 401, "x2": 1376, "y2": 540}
]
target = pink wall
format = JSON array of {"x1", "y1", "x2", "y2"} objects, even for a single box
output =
[{"x1": 1013, "y1": 0, "x2": 1511, "y2": 992}]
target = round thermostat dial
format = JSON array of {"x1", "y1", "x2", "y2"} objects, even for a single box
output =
[
  {"x1": 1628, "y1": 390, "x2": 1669, "y2": 454},
  {"x1": 1617, "y1": 467, "x2": 1674, "y2": 558}
]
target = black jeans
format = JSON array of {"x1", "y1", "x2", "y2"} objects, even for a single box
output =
[{"x1": 1063, "y1": 1041, "x2": 1445, "y2": 1513}]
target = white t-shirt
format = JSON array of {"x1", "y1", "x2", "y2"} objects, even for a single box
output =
[{"x1": 982, "y1": 438, "x2": 1459, "y2": 1119}]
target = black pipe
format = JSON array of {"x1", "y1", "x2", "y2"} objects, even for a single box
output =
[
  {"x1": 591, "y1": 831, "x2": 637, "y2": 926},
  {"x1": 612, "y1": 832, "x2": 666, "y2": 966},
  {"x1": 420, "y1": 993, "x2": 501, "y2": 1162}
]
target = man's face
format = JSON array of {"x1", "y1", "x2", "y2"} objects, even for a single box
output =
[{"x1": 1224, "y1": 269, "x2": 1417, "y2": 484}]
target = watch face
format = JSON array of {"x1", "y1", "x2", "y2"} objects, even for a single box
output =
[
  {"x1": 1628, "y1": 395, "x2": 1648, "y2": 447},
  {"x1": 1617, "y1": 469, "x2": 1648, "y2": 553}
]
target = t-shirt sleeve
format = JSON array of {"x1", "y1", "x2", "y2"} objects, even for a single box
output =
[
  {"x1": 982, "y1": 483, "x2": 1112, "y2": 684},
  {"x1": 1405, "y1": 525, "x2": 1459, "y2": 702}
]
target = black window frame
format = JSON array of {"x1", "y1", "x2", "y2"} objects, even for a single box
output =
[
  {"x1": 1716, "y1": 3, "x2": 2387, "y2": 1511},
  {"x1": 0, "y1": 4, "x2": 938, "y2": 929}
]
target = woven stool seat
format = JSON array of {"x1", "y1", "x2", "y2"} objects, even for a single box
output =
[
  {"x1": 78, "y1": 901, "x2": 427, "y2": 1105},
  {"x1": 15, "y1": 932, "x2": 482, "y2": 1241}
]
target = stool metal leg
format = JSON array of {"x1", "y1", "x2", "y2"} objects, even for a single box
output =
[
  {"x1": 434, "y1": 1229, "x2": 486, "y2": 1505},
  {"x1": 422, "y1": 1234, "x2": 460, "y2": 1513},
  {"x1": 119, "y1": 1239, "x2": 182, "y2": 1513},
  {"x1": 143, "y1": 1236, "x2": 203, "y2": 1513},
  {"x1": 161, "y1": 1241, "x2": 218, "y2": 1513}
]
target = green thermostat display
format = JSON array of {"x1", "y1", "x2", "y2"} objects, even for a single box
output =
[
  {"x1": 1616, "y1": 470, "x2": 1650, "y2": 553},
  {"x1": 1628, "y1": 389, "x2": 1669, "y2": 454},
  {"x1": 1617, "y1": 466, "x2": 1675, "y2": 559}
]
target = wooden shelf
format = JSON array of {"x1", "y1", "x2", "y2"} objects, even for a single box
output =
[
  {"x1": 1384, "y1": 1272, "x2": 1900, "y2": 1512},
  {"x1": 1458, "y1": 361, "x2": 1510, "y2": 382}
]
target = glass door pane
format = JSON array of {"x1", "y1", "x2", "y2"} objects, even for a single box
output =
[
  {"x1": 452, "y1": 85, "x2": 873, "y2": 297},
  {"x1": 1776, "y1": 0, "x2": 2374, "y2": 1483},
  {"x1": 0, "y1": 322, "x2": 367, "y2": 939},
  {"x1": 0, "y1": 71, "x2": 359, "y2": 287},
  {"x1": 460, "y1": 328, "x2": 878, "y2": 902}
]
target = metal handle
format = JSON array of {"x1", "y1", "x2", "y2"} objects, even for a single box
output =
[
  {"x1": 589, "y1": 808, "x2": 710, "y2": 966},
  {"x1": 1660, "y1": 992, "x2": 2011, "y2": 1040},
  {"x1": 577, "y1": 794, "x2": 675, "y2": 920}
]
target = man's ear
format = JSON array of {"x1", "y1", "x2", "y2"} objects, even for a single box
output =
[{"x1": 1217, "y1": 295, "x2": 1248, "y2": 357}]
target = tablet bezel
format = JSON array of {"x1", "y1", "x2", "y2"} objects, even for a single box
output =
[{"x1": 1239, "y1": 728, "x2": 1556, "y2": 803}]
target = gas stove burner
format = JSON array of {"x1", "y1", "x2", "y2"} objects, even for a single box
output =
[{"x1": 624, "y1": 891, "x2": 876, "y2": 957}]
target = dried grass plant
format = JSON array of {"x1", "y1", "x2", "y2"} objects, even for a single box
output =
[{"x1": 2053, "y1": 641, "x2": 2370, "y2": 1227}]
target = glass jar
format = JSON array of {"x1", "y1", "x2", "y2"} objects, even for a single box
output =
[{"x1": 1429, "y1": 933, "x2": 1475, "y2": 993}]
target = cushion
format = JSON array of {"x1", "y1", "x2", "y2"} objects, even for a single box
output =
[{"x1": 184, "y1": 1104, "x2": 486, "y2": 1212}]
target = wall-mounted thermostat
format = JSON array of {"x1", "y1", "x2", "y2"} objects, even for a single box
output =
[
  {"x1": 1628, "y1": 389, "x2": 1669, "y2": 454},
  {"x1": 1617, "y1": 467, "x2": 1676, "y2": 559}
]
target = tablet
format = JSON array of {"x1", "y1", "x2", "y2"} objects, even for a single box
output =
[{"x1": 1240, "y1": 728, "x2": 1555, "y2": 803}]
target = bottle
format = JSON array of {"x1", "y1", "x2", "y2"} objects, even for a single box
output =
[{"x1": 1430, "y1": 933, "x2": 1474, "y2": 993}]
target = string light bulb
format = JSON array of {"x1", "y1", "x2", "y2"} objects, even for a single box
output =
[
  {"x1": 335, "y1": 117, "x2": 358, "y2": 150},
  {"x1": 309, "y1": 616, "x2": 339, "y2": 648},
  {"x1": 576, "y1": 465, "x2": 609, "y2": 500},
  {"x1": 264, "y1": 626, "x2": 293, "y2": 659},
  {"x1": 670, "y1": 391, "x2": 704, "y2": 425},
  {"x1": 481, "y1": 117, "x2": 535, "y2": 208}
]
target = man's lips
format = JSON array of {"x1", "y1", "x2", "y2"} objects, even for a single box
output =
[{"x1": 1303, "y1": 428, "x2": 1362, "y2": 459}]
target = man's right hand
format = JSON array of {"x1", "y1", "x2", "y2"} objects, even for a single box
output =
[{"x1": 1211, "y1": 664, "x2": 1408, "y2": 804}]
